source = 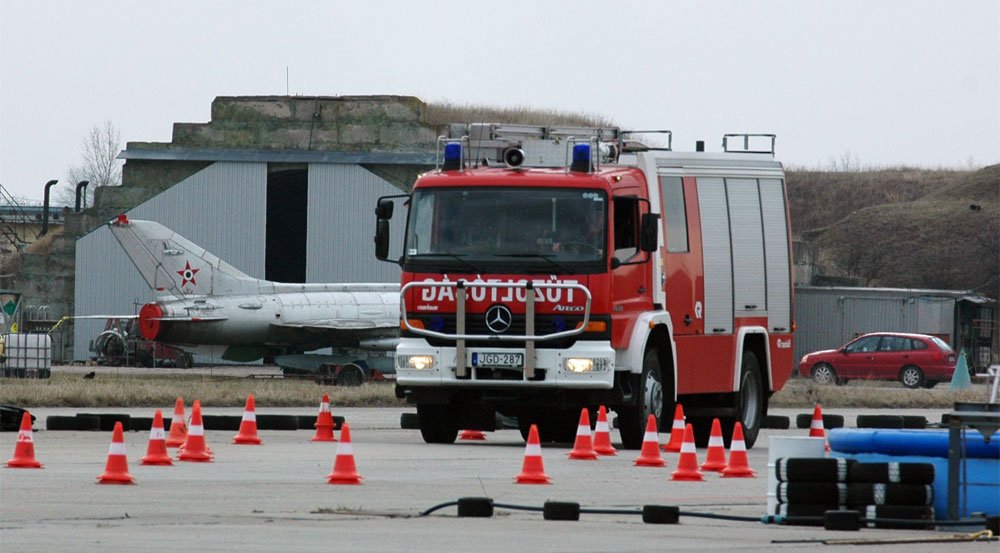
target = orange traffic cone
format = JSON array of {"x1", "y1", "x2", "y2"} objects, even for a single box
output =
[
  {"x1": 5, "y1": 411, "x2": 42, "y2": 468},
  {"x1": 514, "y1": 424, "x2": 551, "y2": 484},
  {"x1": 670, "y1": 424, "x2": 705, "y2": 481},
  {"x1": 700, "y1": 418, "x2": 727, "y2": 472},
  {"x1": 326, "y1": 422, "x2": 362, "y2": 484},
  {"x1": 809, "y1": 403, "x2": 830, "y2": 453},
  {"x1": 97, "y1": 421, "x2": 135, "y2": 484},
  {"x1": 459, "y1": 429, "x2": 487, "y2": 441},
  {"x1": 662, "y1": 404, "x2": 686, "y2": 452},
  {"x1": 165, "y1": 396, "x2": 187, "y2": 448},
  {"x1": 721, "y1": 422, "x2": 756, "y2": 478},
  {"x1": 311, "y1": 393, "x2": 336, "y2": 442},
  {"x1": 567, "y1": 408, "x2": 599, "y2": 460},
  {"x1": 233, "y1": 394, "x2": 262, "y2": 445},
  {"x1": 178, "y1": 400, "x2": 213, "y2": 462},
  {"x1": 593, "y1": 405, "x2": 617, "y2": 456},
  {"x1": 141, "y1": 409, "x2": 173, "y2": 466},
  {"x1": 633, "y1": 414, "x2": 666, "y2": 467}
]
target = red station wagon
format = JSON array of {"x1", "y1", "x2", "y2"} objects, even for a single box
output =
[{"x1": 799, "y1": 332, "x2": 957, "y2": 389}]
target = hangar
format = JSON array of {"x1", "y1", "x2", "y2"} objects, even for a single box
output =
[{"x1": 72, "y1": 96, "x2": 437, "y2": 361}]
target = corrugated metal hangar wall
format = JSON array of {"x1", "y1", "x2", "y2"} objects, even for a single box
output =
[{"x1": 73, "y1": 162, "x2": 403, "y2": 361}]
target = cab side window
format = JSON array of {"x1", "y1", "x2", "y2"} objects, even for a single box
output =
[{"x1": 613, "y1": 197, "x2": 639, "y2": 260}]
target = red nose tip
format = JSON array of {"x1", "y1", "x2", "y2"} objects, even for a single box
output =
[{"x1": 138, "y1": 303, "x2": 164, "y2": 340}]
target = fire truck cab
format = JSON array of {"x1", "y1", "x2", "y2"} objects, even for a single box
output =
[{"x1": 375, "y1": 125, "x2": 794, "y2": 449}]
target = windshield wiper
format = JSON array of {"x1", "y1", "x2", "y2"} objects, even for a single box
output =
[
  {"x1": 492, "y1": 253, "x2": 573, "y2": 274},
  {"x1": 408, "y1": 253, "x2": 479, "y2": 273}
]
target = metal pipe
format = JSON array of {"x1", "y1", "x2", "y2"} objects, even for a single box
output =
[
  {"x1": 39, "y1": 180, "x2": 58, "y2": 237},
  {"x1": 74, "y1": 180, "x2": 89, "y2": 212}
]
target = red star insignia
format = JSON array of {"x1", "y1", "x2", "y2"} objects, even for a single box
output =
[{"x1": 177, "y1": 261, "x2": 200, "y2": 287}]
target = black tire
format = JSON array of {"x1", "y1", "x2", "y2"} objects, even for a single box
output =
[
  {"x1": 537, "y1": 408, "x2": 579, "y2": 444},
  {"x1": 79, "y1": 413, "x2": 131, "y2": 432},
  {"x1": 74, "y1": 414, "x2": 101, "y2": 431},
  {"x1": 130, "y1": 417, "x2": 153, "y2": 431},
  {"x1": 417, "y1": 403, "x2": 458, "y2": 444},
  {"x1": 337, "y1": 363, "x2": 365, "y2": 387},
  {"x1": 811, "y1": 363, "x2": 838, "y2": 386},
  {"x1": 734, "y1": 351, "x2": 765, "y2": 448},
  {"x1": 901, "y1": 415, "x2": 927, "y2": 429},
  {"x1": 202, "y1": 414, "x2": 242, "y2": 431},
  {"x1": 899, "y1": 365, "x2": 924, "y2": 389},
  {"x1": 46, "y1": 415, "x2": 79, "y2": 431},
  {"x1": 617, "y1": 349, "x2": 665, "y2": 450},
  {"x1": 796, "y1": 413, "x2": 845, "y2": 429},
  {"x1": 763, "y1": 415, "x2": 790, "y2": 429},
  {"x1": 256, "y1": 414, "x2": 298, "y2": 431},
  {"x1": 856, "y1": 414, "x2": 903, "y2": 429},
  {"x1": 400, "y1": 412, "x2": 420, "y2": 430}
]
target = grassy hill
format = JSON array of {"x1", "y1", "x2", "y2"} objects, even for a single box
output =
[{"x1": 787, "y1": 165, "x2": 999, "y2": 295}]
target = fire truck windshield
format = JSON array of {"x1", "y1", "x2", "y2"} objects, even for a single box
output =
[{"x1": 404, "y1": 187, "x2": 608, "y2": 273}]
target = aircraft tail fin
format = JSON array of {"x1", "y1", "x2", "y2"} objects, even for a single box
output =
[{"x1": 108, "y1": 215, "x2": 257, "y2": 296}]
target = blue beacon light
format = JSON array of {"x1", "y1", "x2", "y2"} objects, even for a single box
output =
[
  {"x1": 570, "y1": 143, "x2": 591, "y2": 172},
  {"x1": 442, "y1": 142, "x2": 462, "y2": 171}
]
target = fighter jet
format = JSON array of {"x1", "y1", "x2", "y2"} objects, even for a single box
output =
[{"x1": 106, "y1": 215, "x2": 400, "y2": 364}]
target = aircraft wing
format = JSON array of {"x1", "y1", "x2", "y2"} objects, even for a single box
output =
[{"x1": 271, "y1": 320, "x2": 396, "y2": 331}]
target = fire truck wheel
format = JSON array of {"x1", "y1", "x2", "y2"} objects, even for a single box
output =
[
  {"x1": 617, "y1": 349, "x2": 664, "y2": 450},
  {"x1": 734, "y1": 351, "x2": 764, "y2": 449},
  {"x1": 416, "y1": 404, "x2": 459, "y2": 444}
]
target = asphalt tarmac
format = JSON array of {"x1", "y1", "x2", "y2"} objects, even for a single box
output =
[{"x1": 1, "y1": 406, "x2": 993, "y2": 553}]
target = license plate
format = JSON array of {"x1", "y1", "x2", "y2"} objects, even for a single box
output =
[{"x1": 472, "y1": 352, "x2": 523, "y2": 368}]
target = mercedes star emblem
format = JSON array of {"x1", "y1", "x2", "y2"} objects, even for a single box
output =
[{"x1": 485, "y1": 304, "x2": 513, "y2": 333}]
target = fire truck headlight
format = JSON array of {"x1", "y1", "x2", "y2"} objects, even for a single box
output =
[
  {"x1": 564, "y1": 357, "x2": 609, "y2": 373},
  {"x1": 400, "y1": 355, "x2": 436, "y2": 370}
]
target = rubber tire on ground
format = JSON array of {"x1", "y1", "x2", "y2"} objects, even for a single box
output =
[
  {"x1": 130, "y1": 417, "x2": 153, "y2": 432},
  {"x1": 763, "y1": 415, "x2": 790, "y2": 429},
  {"x1": 255, "y1": 414, "x2": 299, "y2": 431},
  {"x1": 45, "y1": 415, "x2": 79, "y2": 431},
  {"x1": 899, "y1": 365, "x2": 924, "y2": 389},
  {"x1": 336, "y1": 363, "x2": 365, "y2": 387},
  {"x1": 733, "y1": 351, "x2": 765, "y2": 448},
  {"x1": 824, "y1": 510, "x2": 861, "y2": 532},
  {"x1": 201, "y1": 414, "x2": 242, "y2": 431},
  {"x1": 855, "y1": 414, "x2": 903, "y2": 429},
  {"x1": 811, "y1": 363, "x2": 838, "y2": 385},
  {"x1": 795, "y1": 413, "x2": 845, "y2": 429},
  {"x1": 399, "y1": 412, "x2": 420, "y2": 430},
  {"x1": 417, "y1": 404, "x2": 459, "y2": 444},
  {"x1": 543, "y1": 501, "x2": 581, "y2": 521},
  {"x1": 901, "y1": 415, "x2": 927, "y2": 429},
  {"x1": 536, "y1": 408, "x2": 579, "y2": 444},
  {"x1": 642, "y1": 505, "x2": 680, "y2": 524},
  {"x1": 617, "y1": 348, "x2": 665, "y2": 450},
  {"x1": 456, "y1": 497, "x2": 494, "y2": 518},
  {"x1": 74, "y1": 414, "x2": 101, "y2": 431},
  {"x1": 79, "y1": 413, "x2": 131, "y2": 432}
]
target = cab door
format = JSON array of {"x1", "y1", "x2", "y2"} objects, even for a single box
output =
[{"x1": 610, "y1": 194, "x2": 653, "y2": 348}]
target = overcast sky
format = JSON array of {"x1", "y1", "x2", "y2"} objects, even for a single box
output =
[{"x1": 1, "y1": 0, "x2": 998, "y2": 203}]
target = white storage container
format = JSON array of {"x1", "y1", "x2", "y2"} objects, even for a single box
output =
[{"x1": 2, "y1": 333, "x2": 52, "y2": 372}]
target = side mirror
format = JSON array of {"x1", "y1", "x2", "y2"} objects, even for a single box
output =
[
  {"x1": 374, "y1": 219, "x2": 390, "y2": 260},
  {"x1": 640, "y1": 213, "x2": 659, "y2": 252},
  {"x1": 375, "y1": 198, "x2": 395, "y2": 220}
]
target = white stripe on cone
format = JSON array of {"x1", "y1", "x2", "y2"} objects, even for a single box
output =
[
  {"x1": 524, "y1": 443, "x2": 542, "y2": 456},
  {"x1": 320, "y1": 402, "x2": 330, "y2": 412},
  {"x1": 108, "y1": 442, "x2": 127, "y2": 456},
  {"x1": 730, "y1": 439, "x2": 746, "y2": 452},
  {"x1": 336, "y1": 442, "x2": 354, "y2": 455},
  {"x1": 596, "y1": 420, "x2": 609, "y2": 432},
  {"x1": 681, "y1": 440, "x2": 696, "y2": 454},
  {"x1": 576, "y1": 425, "x2": 591, "y2": 436},
  {"x1": 708, "y1": 435, "x2": 723, "y2": 447},
  {"x1": 643, "y1": 431, "x2": 658, "y2": 442},
  {"x1": 811, "y1": 419, "x2": 823, "y2": 429},
  {"x1": 672, "y1": 419, "x2": 684, "y2": 429},
  {"x1": 188, "y1": 424, "x2": 204, "y2": 436},
  {"x1": 17, "y1": 430, "x2": 32, "y2": 443},
  {"x1": 242, "y1": 411, "x2": 256, "y2": 422},
  {"x1": 149, "y1": 427, "x2": 166, "y2": 440}
]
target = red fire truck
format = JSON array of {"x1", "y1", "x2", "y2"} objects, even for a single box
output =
[{"x1": 375, "y1": 125, "x2": 794, "y2": 449}]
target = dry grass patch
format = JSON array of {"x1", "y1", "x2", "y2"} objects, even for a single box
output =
[
  {"x1": 771, "y1": 378, "x2": 989, "y2": 409},
  {"x1": 0, "y1": 373, "x2": 403, "y2": 408}
]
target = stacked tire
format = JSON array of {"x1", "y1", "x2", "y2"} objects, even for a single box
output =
[
  {"x1": 774, "y1": 458, "x2": 853, "y2": 522},
  {"x1": 848, "y1": 462, "x2": 935, "y2": 529}
]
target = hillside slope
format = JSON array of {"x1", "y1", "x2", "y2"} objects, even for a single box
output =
[{"x1": 788, "y1": 165, "x2": 999, "y2": 294}]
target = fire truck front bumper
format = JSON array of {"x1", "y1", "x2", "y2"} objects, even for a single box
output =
[{"x1": 394, "y1": 338, "x2": 615, "y2": 389}]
